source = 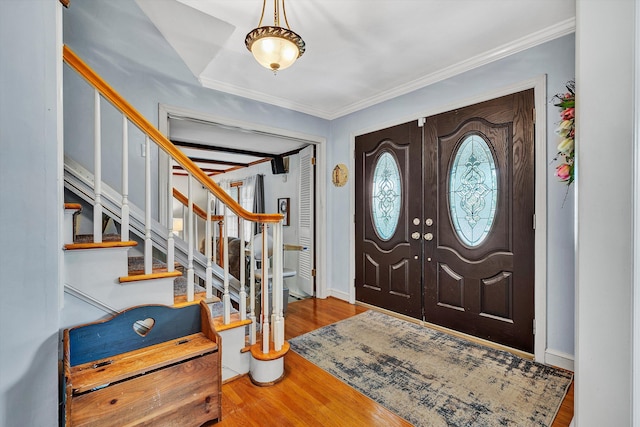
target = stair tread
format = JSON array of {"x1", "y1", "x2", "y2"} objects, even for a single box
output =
[
  {"x1": 119, "y1": 270, "x2": 182, "y2": 283},
  {"x1": 64, "y1": 203, "x2": 82, "y2": 211},
  {"x1": 64, "y1": 240, "x2": 137, "y2": 250},
  {"x1": 213, "y1": 314, "x2": 252, "y2": 332}
]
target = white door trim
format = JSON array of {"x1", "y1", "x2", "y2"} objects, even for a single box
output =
[
  {"x1": 157, "y1": 104, "x2": 328, "y2": 300},
  {"x1": 632, "y1": 2, "x2": 640, "y2": 423},
  {"x1": 350, "y1": 75, "x2": 548, "y2": 361}
]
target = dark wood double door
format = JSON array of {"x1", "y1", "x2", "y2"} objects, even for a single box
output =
[{"x1": 355, "y1": 90, "x2": 535, "y2": 353}]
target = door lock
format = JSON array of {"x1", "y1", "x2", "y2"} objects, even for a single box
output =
[
  {"x1": 425, "y1": 218, "x2": 433, "y2": 226},
  {"x1": 424, "y1": 233, "x2": 433, "y2": 241}
]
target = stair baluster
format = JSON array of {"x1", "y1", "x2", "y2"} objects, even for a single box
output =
[
  {"x1": 144, "y1": 135, "x2": 152, "y2": 275},
  {"x1": 187, "y1": 174, "x2": 195, "y2": 300},
  {"x1": 273, "y1": 221, "x2": 284, "y2": 350},
  {"x1": 261, "y1": 224, "x2": 270, "y2": 354},
  {"x1": 93, "y1": 89, "x2": 103, "y2": 243},
  {"x1": 121, "y1": 114, "x2": 130, "y2": 242},
  {"x1": 166, "y1": 151, "x2": 175, "y2": 273},
  {"x1": 249, "y1": 232, "x2": 257, "y2": 345},
  {"x1": 239, "y1": 217, "x2": 247, "y2": 320},
  {"x1": 222, "y1": 206, "x2": 231, "y2": 324},
  {"x1": 205, "y1": 191, "x2": 213, "y2": 300}
]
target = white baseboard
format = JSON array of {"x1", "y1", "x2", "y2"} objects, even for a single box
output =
[
  {"x1": 545, "y1": 349, "x2": 574, "y2": 371},
  {"x1": 327, "y1": 289, "x2": 350, "y2": 302}
]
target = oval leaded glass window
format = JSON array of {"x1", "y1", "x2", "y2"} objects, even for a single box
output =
[
  {"x1": 449, "y1": 134, "x2": 498, "y2": 247},
  {"x1": 371, "y1": 151, "x2": 402, "y2": 240}
]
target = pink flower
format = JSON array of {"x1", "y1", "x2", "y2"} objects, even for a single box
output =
[
  {"x1": 555, "y1": 163, "x2": 571, "y2": 181},
  {"x1": 561, "y1": 107, "x2": 575, "y2": 120}
]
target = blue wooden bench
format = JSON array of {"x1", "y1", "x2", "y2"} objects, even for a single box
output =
[{"x1": 63, "y1": 301, "x2": 221, "y2": 426}]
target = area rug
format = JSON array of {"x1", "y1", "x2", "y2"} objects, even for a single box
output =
[{"x1": 289, "y1": 310, "x2": 572, "y2": 427}]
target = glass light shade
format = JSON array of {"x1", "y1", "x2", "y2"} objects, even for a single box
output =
[
  {"x1": 245, "y1": 26, "x2": 305, "y2": 72},
  {"x1": 251, "y1": 36, "x2": 299, "y2": 71}
]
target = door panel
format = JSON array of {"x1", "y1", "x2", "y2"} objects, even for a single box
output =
[
  {"x1": 424, "y1": 90, "x2": 535, "y2": 353},
  {"x1": 355, "y1": 122, "x2": 422, "y2": 319},
  {"x1": 355, "y1": 90, "x2": 535, "y2": 353}
]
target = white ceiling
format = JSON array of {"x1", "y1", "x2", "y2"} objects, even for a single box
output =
[
  {"x1": 136, "y1": 0, "x2": 575, "y2": 120},
  {"x1": 135, "y1": 0, "x2": 575, "y2": 172}
]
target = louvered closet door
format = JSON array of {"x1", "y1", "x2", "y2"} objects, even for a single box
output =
[{"x1": 297, "y1": 145, "x2": 315, "y2": 297}]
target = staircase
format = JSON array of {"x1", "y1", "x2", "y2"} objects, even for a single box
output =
[
  {"x1": 61, "y1": 45, "x2": 289, "y2": 386},
  {"x1": 62, "y1": 203, "x2": 179, "y2": 316}
]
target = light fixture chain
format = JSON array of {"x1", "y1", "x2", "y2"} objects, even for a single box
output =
[
  {"x1": 257, "y1": 0, "x2": 266, "y2": 27},
  {"x1": 282, "y1": 0, "x2": 291, "y2": 30},
  {"x1": 274, "y1": 0, "x2": 280, "y2": 27}
]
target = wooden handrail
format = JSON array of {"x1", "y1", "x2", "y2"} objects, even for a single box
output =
[
  {"x1": 63, "y1": 45, "x2": 283, "y2": 224},
  {"x1": 173, "y1": 187, "x2": 225, "y2": 267},
  {"x1": 172, "y1": 188, "x2": 223, "y2": 222}
]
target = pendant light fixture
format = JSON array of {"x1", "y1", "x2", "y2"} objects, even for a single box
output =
[{"x1": 245, "y1": 0, "x2": 306, "y2": 73}]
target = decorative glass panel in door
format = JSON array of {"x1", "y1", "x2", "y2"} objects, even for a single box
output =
[
  {"x1": 449, "y1": 134, "x2": 498, "y2": 247},
  {"x1": 371, "y1": 151, "x2": 402, "y2": 241}
]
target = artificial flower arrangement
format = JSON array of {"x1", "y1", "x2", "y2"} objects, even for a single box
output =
[{"x1": 553, "y1": 81, "x2": 575, "y2": 185}]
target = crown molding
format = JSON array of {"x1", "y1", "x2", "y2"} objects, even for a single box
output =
[
  {"x1": 198, "y1": 75, "x2": 335, "y2": 119},
  {"x1": 199, "y1": 18, "x2": 575, "y2": 121},
  {"x1": 330, "y1": 17, "x2": 576, "y2": 120}
]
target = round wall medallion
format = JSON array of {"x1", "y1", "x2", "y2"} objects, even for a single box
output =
[{"x1": 332, "y1": 163, "x2": 349, "y2": 187}]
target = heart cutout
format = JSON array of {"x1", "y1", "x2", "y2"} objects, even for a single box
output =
[{"x1": 133, "y1": 317, "x2": 155, "y2": 337}]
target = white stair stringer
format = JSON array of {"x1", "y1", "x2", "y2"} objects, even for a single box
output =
[
  {"x1": 61, "y1": 285, "x2": 117, "y2": 330},
  {"x1": 207, "y1": 301, "x2": 251, "y2": 382},
  {"x1": 64, "y1": 204, "x2": 80, "y2": 245},
  {"x1": 63, "y1": 156, "x2": 244, "y2": 302},
  {"x1": 218, "y1": 327, "x2": 251, "y2": 382},
  {"x1": 64, "y1": 246, "x2": 174, "y2": 312}
]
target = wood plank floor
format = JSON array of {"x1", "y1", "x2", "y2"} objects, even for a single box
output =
[{"x1": 217, "y1": 297, "x2": 574, "y2": 426}]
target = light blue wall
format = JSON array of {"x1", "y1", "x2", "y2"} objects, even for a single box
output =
[
  {"x1": 63, "y1": 0, "x2": 575, "y2": 358},
  {"x1": 0, "y1": 2, "x2": 61, "y2": 426},
  {"x1": 63, "y1": 0, "x2": 330, "y2": 219},
  {"x1": 575, "y1": 1, "x2": 635, "y2": 423},
  {"x1": 329, "y1": 35, "x2": 576, "y2": 356}
]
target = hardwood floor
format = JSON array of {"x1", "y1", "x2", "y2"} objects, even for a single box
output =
[{"x1": 218, "y1": 297, "x2": 574, "y2": 426}]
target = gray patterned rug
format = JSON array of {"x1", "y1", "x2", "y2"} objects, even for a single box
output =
[{"x1": 289, "y1": 310, "x2": 572, "y2": 427}]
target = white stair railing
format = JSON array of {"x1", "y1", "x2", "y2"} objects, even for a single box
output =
[{"x1": 64, "y1": 45, "x2": 287, "y2": 369}]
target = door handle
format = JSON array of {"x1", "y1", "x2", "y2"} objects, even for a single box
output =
[
  {"x1": 424, "y1": 233, "x2": 433, "y2": 241},
  {"x1": 411, "y1": 232, "x2": 421, "y2": 240}
]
